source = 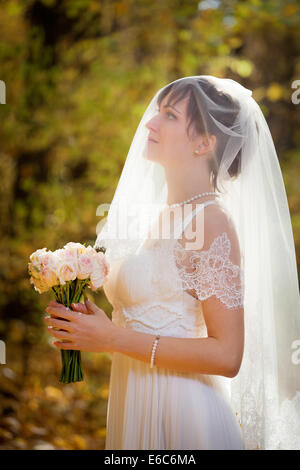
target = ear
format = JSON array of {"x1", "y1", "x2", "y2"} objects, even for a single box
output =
[
  {"x1": 195, "y1": 135, "x2": 217, "y2": 156},
  {"x1": 208, "y1": 135, "x2": 217, "y2": 152},
  {"x1": 201, "y1": 135, "x2": 216, "y2": 152}
]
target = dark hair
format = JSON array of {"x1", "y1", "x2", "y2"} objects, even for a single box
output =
[{"x1": 156, "y1": 78, "x2": 241, "y2": 193}]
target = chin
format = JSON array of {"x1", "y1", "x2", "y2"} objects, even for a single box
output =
[{"x1": 145, "y1": 146, "x2": 160, "y2": 163}]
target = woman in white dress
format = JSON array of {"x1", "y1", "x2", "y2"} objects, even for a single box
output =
[{"x1": 45, "y1": 76, "x2": 300, "y2": 450}]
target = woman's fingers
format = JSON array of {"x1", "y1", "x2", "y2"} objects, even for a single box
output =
[
  {"x1": 71, "y1": 303, "x2": 88, "y2": 314},
  {"x1": 48, "y1": 301, "x2": 66, "y2": 309},
  {"x1": 53, "y1": 341, "x2": 79, "y2": 350},
  {"x1": 44, "y1": 315, "x2": 75, "y2": 332},
  {"x1": 47, "y1": 327, "x2": 73, "y2": 340},
  {"x1": 45, "y1": 305, "x2": 78, "y2": 321},
  {"x1": 46, "y1": 302, "x2": 69, "y2": 319}
]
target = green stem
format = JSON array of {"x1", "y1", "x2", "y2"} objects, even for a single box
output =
[
  {"x1": 59, "y1": 285, "x2": 63, "y2": 304},
  {"x1": 67, "y1": 281, "x2": 69, "y2": 307},
  {"x1": 73, "y1": 278, "x2": 78, "y2": 300},
  {"x1": 54, "y1": 281, "x2": 85, "y2": 383}
]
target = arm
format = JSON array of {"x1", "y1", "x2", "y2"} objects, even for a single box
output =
[
  {"x1": 45, "y1": 299, "x2": 240, "y2": 376},
  {"x1": 45, "y1": 295, "x2": 242, "y2": 376},
  {"x1": 112, "y1": 324, "x2": 241, "y2": 377}
]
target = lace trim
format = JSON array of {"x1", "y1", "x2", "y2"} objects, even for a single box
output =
[{"x1": 173, "y1": 231, "x2": 244, "y2": 309}]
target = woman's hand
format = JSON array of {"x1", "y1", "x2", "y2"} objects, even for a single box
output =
[{"x1": 44, "y1": 299, "x2": 119, "y2": 354}]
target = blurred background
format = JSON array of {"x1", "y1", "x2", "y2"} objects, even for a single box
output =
[{"x1": 0, "y1": 0, "x2": 299, "y2": 450}]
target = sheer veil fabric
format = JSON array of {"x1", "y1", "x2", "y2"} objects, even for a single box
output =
[{"x1": 94, "y1": 76, "x2": 300, "y2": 449}]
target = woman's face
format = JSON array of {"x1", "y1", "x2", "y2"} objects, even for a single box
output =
[{"x1": 145, "y1": 93, "x2": 197, "y2": 167}]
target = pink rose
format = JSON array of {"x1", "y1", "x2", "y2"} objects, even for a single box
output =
[
  {"x1": 40, "y1": 252, "x2": 59, "y2": 288},
  {"x1": 90, "y1": 252, "x2": 110, "y2": 291},
  {"x1": 55, "y1": 249, "x2": 78, "y2": 285},
  {"x1": 77, "y1": 253, "x2": 94, "y2": 280},
  {"x1": 63, "y1": 242, "x2": 86, "y2": 256}
]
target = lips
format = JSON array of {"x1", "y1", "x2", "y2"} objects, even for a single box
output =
[{"x1": 148, "y1": 137, "x2": 158, "y2": 143}]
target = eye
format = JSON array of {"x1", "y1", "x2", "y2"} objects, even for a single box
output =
[
  {"x1": 155, "y1": 106, "x2": 176, "y2": 120},
  {"x1": 166, "y1": 111, "x2": 176, "y2": 120}
]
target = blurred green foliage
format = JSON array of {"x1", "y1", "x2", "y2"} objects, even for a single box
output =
[{"x1": 0, "y1": 0, "x2": 299, "y2": 450}]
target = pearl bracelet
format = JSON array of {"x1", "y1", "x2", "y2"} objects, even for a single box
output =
[{"x1": 150, "y1": 334, "x2": 160, "y2": 369}]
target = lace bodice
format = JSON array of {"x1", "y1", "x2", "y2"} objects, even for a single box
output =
[{"x1": 103, "y1": 200, "x2": 244, "y2": 338}]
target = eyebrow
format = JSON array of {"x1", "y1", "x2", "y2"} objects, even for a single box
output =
[{"x1": 161, "y1": 103, "x2": 182, "y2": 115}]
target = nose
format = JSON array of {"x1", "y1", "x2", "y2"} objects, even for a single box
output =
[{"x1": 146, "y1": 114, "x2": 159, "y2": 133}]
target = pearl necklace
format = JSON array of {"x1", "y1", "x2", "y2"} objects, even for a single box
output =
[{"x1": 167, "y1": 191, "x2": 218, "y2": 208}]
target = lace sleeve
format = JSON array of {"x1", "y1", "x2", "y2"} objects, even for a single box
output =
[{"x1": 173, "y1": 231, "x2": 244, "y2": 309}]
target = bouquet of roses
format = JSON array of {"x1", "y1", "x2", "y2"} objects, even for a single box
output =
[{"x1": 28, "y1": 242, "x2": 110, "y2": 383}]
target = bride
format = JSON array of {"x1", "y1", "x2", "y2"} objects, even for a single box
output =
[{"x1": 45, "y1": 76, "x2": 300, "y2": 450}]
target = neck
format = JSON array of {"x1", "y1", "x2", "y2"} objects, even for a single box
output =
[{"x1": 164, "y1": 165, "x2": 215, "y2": 206}]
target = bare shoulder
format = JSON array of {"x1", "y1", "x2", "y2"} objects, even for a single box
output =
[
  {"x1": 202, "y1": 202, "x2": 236, "y2": 236},
  {"x1": 203, "y1": 203, "x2": 241, "y2": 263},
  {"x1": 181, "y1": 202, "x2": 241, "y2": 264}
]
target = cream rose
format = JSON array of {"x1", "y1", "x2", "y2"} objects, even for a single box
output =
[{"x1": 28, "y1": 249, "x2": 59, "y2": 291}]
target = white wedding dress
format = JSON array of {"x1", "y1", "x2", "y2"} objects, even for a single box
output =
[{"x1": 102, "y1": 200, "x2": 245, "y2": 450}]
